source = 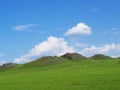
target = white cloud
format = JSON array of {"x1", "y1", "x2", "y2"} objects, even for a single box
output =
[
  {"x1": 65, "y1": 23, "x2": 92, "y2": 36},
  {"x1": 12, "y1": 24, "x2": 44, "y2": 33},
  {"x1": 103, "y1": 27, "x2": 119, "y2": 35},
  {"x1": 13, "y1": 24, "x2": 39, "y2": 31},
  {"x1": 13, "y1": 36, "x2": 75, "y2": 63},
  {"x1": 80, "y1": 44, "x2": 120, "y2": 56}
]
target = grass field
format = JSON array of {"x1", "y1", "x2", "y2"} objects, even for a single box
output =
[{"x1": 0, "y1": 58, "x2": 120, "y2": 90}]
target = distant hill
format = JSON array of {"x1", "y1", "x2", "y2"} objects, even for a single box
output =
[
  {"x1": 0, "y1": 63, "x2": 17, "y2": 69},
  {"x1": 0, "y1": 53, "x2": 114, "y2": 70},
  {"x1": 61, "y1": 53, "x2": 87, "y2": 61},
  {"x1": 117, "y1": 56, "x2": 120, "y2": 58},
  {"x1": 22, "y1": 56, "x2": 67, "y2": 68},
  {"x1": 12, "y1": 53, "x2": 87, "y2": 68},
  {"x1": 0, "y1": 53, "x2": 119, "y2": 90},
  {"x1": 90, "y1": 54, "x2": 112, "y2": 60}
]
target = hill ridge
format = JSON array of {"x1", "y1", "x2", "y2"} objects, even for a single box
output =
[{"x1": 0, "y1": 53, "x2": 114, "y2": 69}]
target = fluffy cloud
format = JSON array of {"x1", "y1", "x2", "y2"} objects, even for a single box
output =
[
  {"x1": 13, "y1": 24, "x2": 39, "y2": 31},
  {"x1": 65, "y1": 23, "x2": 92, "y2": 36},
  {"x1": 80, "y1": 44, "x2": 120, "y2": 56},
  {"x1": 13, "y1": 36, "x2": 75, "y2": 63}
]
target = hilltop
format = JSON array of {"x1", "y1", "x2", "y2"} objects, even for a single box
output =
[
  {"x1": 0, "y1": 53, "x2": 115, "y2": 69},
  {"x1": 90, "y1": 54, "x2": 111, "y2": 60},
  {"x1": 61, "y1": 53, "x2": 87, "y2": 60}
]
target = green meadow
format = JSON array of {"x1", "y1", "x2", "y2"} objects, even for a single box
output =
[{"x1": 0, "y1": 57, "x2": 120, "y2": 90}]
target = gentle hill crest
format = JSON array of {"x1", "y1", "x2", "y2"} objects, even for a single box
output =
[
  {"x1": 21, "y1": 53, "x2": 88, "y2": 68},
  {"x1": 61, "y1": 53, "x2": 87, "y2": 60},
  {"x1": 90, "y1": 54, "x2": 112, "y2": 60},
  {"x1": 0, "y1": 53, "x2": 115, "y2": 69}
]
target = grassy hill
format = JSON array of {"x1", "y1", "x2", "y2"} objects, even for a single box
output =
[
  {"x1": 90, "y1": 54, "x2": 111, "y2": 60},
  {"x1": 62, "y1": 53, "x2": 87, "y2": 60},
  {"x1": 0, "y1": 53, "x2": 120, "y2": 90}
]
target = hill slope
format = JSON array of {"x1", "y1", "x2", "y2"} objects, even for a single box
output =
[
  {"x1": 90, "y1": 54, "x2": 111, "y2": 60},
  {"x1": 0, "y1": 56, "x2": 120, "y2": 90}
]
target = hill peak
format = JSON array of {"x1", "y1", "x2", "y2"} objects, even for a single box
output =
[
  {"x1": 90, "y1": 54, "x2": 111, "y2": 60},
  {"x1": 61, "y1": 53, "x2": 87, "y2": 60}
]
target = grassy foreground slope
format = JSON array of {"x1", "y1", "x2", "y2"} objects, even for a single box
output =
[{"x1": 0, "y1": 58, "x2": 120, "y2": 90}]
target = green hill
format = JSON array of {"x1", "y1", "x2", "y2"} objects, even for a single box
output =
[
  {"x1": 0, "y1": 53, "x2": 120, "y2": 90},
  {"x1": 90, "y1": 54, "x2": 112, "y2": 60},
  {"x1": 21, "y1": 56, "x2": 67, "y2": 68},
  {"x1": 0, "y1": 63, "x2": 17, "y2": 70},
  {"x1": 21, "y1": 53, "x2": 87, "y2": 68},
  {"x1": 62, "y1": 53, "x2": 87, "y2": 60}
]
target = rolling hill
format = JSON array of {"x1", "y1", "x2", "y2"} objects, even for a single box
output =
[
  {"x1": 62, "y1": 53, "x2": 87, "y2": 60},
  {"x1": 90, "y1": 54, "x2": 111, "y2": 60},
  {"x1": 0, "y1": 53, "x2": 120, "y2": 90}
]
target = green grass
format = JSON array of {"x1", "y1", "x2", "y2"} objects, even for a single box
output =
[{"x1": 0, "y1": 58, "x2": 120, "y2": 90}]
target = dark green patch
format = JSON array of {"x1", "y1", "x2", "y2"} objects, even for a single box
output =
[{"x1": 90, "y1": 54, "x2": 112, "y2": 60}]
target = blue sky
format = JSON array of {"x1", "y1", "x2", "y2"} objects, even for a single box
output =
[{"x1": 0, "y1": 0, "x2": 120, "y2": 64}]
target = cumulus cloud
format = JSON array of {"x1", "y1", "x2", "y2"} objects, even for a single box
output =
[
  {"x1": 13, "y1": 36, "x2": 75, "y2": 63},
  {"x1": 65, "y1": 23, "x2": 92, "y2": 36},
  {"x1": 80, "y1": 44, "x2": 120, "y2": 56}
]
